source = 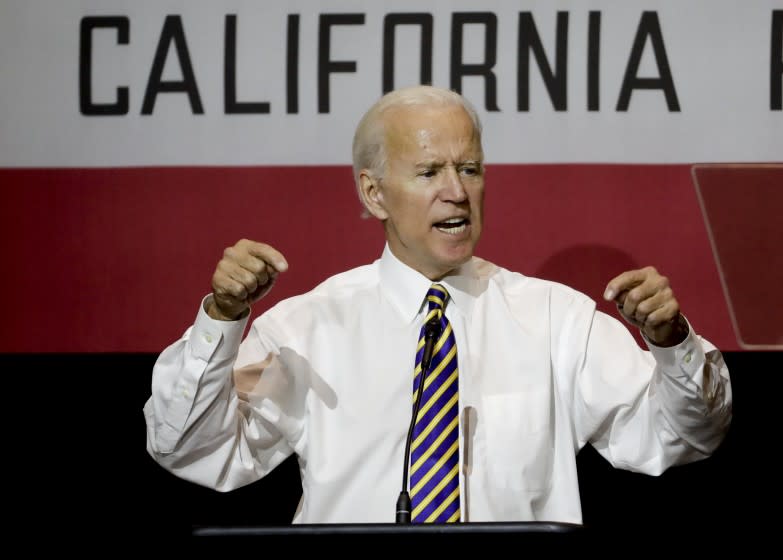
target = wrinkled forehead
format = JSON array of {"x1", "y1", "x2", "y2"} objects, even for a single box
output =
[{"x1": 382, "y1": 104, "x2": 483, "y2": 161}]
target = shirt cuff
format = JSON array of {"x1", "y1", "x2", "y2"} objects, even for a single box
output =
[
  {"x1": 644, "y1": 315, "x2": 705, "y2": 385},
  {"x1": 189, "y1": 294, "x2": 250, "y2": 362}
]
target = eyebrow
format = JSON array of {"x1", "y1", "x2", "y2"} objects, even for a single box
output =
[{"x1": 414, "y1": 159, "x2": 482, "y2": 168}]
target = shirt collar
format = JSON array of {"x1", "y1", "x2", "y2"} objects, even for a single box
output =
[{"x1": 378, "y1": 243, "x2": 478, "y2": 324}]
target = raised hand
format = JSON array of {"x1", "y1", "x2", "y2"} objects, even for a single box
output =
[
  {"x1": 603, "y1": 266, "x2": 688, "y2": 347},
  {"x1": 207, "y1": 239, "x2": 288, "y2": 321}
]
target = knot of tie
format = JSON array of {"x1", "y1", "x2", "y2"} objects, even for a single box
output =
[{"x1": 425, "y1": 283, "x2": 449, "y2": 320}]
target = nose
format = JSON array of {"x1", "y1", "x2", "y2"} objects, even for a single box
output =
[{"x1": 440, "y1": 166, "x2": 468, "y2": 203}]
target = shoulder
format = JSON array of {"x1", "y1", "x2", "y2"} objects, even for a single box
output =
[
  {"x1": 472, "y1": 255, "x2": 595, "y2": 316},
  {"x1": 256, "y1": 261, "x2": 379, "y2": 324},
  {"x1": 311, "y1": 261, "x2": 379, "y2": 297}
]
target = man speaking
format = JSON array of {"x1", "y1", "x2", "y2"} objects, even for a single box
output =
[{"x1": 144, "y1": 85, "x2": 731, "y2": 524}]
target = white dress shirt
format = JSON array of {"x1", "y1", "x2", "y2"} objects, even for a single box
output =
[{"x1": 144, "y1": 244, "x2": 732, "y2": 524}]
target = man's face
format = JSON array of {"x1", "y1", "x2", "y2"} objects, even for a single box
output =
[{"x1": 366, "y1": 104, "x2": 485, "y2": 280}]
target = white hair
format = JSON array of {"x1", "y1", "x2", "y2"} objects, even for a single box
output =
[{"x1": 351, "y1": 85, "x2": 483, "y2": 186}]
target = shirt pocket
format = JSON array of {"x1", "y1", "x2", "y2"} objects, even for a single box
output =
[{"x1": 481, "y1": 390, "x2": 553, "y2": 492}]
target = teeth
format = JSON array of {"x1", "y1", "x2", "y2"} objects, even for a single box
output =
[
  {"x1": 436, "y1": 224, "x2": 468, "y2": 235},
  {"x1": 434, "y1": 217, "x2": 468, "y2": 234}
]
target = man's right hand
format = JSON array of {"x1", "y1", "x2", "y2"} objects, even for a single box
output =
[{"x1": 207, "y1": 239, "x2": 288, "y2": 321}]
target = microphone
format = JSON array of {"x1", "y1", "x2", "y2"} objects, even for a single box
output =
[{"x1": 396, "y1": 315, "x2": 441, "y2": 523}]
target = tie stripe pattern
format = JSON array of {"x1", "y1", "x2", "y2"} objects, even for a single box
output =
[{"x1": 410, "y1": 284, "x2": 460, "y2": 523}]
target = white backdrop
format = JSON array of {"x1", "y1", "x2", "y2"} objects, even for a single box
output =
[{"x1": 1, "y1": 0, "x2": 781, "y2": 166}]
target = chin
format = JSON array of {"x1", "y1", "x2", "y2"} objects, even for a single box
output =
[{"x1": 437, "y1": 247, "x2": 474, "y2": 273}]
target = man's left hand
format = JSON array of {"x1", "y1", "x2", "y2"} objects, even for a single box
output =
[{"x1": 603, "y1": 266, "x2": 688, "y2": 347}]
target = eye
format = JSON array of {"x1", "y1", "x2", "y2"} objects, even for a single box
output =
[
  {"x1": 460, "y1": 165, "x2": 481, "y2": 176},
  {"x1": 418, "y1": 169, "x2": 437, "y2": 178}
]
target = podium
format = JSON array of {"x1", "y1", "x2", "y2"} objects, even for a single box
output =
[{"x1": 192, "y1": 522, "x2": 585, "y2": 543}]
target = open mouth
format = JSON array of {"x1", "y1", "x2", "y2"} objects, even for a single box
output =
[{"x1": 434, "y1": 217, "x2": 470, "y2": 235}]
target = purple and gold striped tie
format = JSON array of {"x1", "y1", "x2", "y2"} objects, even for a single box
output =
[{"x1": 410, "y1": 283, "x2": 460, "y2": 523}]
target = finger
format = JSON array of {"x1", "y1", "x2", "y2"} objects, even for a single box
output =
[
  {"x1": 212, "y1": 269, "x2": 251, "y2": 303},
  {"x1": 621, "y1": 277, "x2": 665, "y2": 321},
  {"x1": 219, "y1": 254, "x2": 274, "y2": 295},
  {"x1": 612, "y1": 291, "x2": 637, "y2": 324},
  {"x1": 614, "y1": 290, "x2": 628, "y2": 307},
  {"x1": 603, "y1": 268, "x2": 650, "y2": 301},
  {"x1": 635, "y1": 286, "x2": 674, "y2": 317},
  {"x1": 228, "y1": 264, "x2": 262, "y2": 296},
  {"x1": 644, "y1": 298, "x2": 680, "y2": 327},
  {"x1": 621, "y1": 291, "x2": 639, "y2": 322},
  {"x1": 617, "y1": 275, "x2": 673, "y2": 319},
  {"x1": 241, "y1": 240, "x2": 289, "y2": 273},
  {"x1": 223, "y1": 244, "x2": 280, "y2": 288},
  {"x1": 225, "y1": 251, "x2": 268, "y2": 285}
]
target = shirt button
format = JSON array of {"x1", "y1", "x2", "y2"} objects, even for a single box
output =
[
  {"x1": 683, "y1": 351, "x2": 692, "y2": 364},
  {"x1": 203, "y1": 333, "x2": 213, "y2": 344}
]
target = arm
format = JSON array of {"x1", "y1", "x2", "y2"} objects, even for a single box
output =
[
  {"x1": 143, "y1": 240, "x2": 295, "y2": 491},
  {"x1": 565, "y1": 267, "x2": 732, "y2": 474}
]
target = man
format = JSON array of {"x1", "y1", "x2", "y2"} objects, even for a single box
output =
[{"x1": 144, "y1": 85, "x2": 731, "y2": 525}]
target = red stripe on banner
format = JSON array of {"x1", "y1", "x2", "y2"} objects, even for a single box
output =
[{"x1": 0, "y1": 165, "x2": 736, "y2": 352}]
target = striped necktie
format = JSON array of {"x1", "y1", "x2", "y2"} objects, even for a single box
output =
[{"x1": 410, "y1": 283, "x2": 460, "y2": 523}]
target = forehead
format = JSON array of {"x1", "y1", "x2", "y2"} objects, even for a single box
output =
[{"x1": 383, "y1": 104, "x2": 482, "y2": 162}]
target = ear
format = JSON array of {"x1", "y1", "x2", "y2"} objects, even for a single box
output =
[{"x1": 357, "y1": 170, "x2": 389, "y2": 220}]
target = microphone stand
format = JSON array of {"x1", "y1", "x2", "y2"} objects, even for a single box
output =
[{"x1": 396, "y1": 316, "x2": 441, "y2": 523}]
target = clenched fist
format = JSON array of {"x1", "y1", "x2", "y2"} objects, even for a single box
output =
[
  {"x1": 603, "y1": 266, "x2": 688, "y2": 347},
  {"x1": 207, "y1": 239, "x2": 288, "y2": 321}
]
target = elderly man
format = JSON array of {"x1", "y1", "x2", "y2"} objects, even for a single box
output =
[{"x1": 144, "y1": 85, "x2": 731, "y2": 525}]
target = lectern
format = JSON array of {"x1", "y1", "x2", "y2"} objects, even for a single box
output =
[{"x1": 192, "y1": 521, "x2": 585, "y2": 544}]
